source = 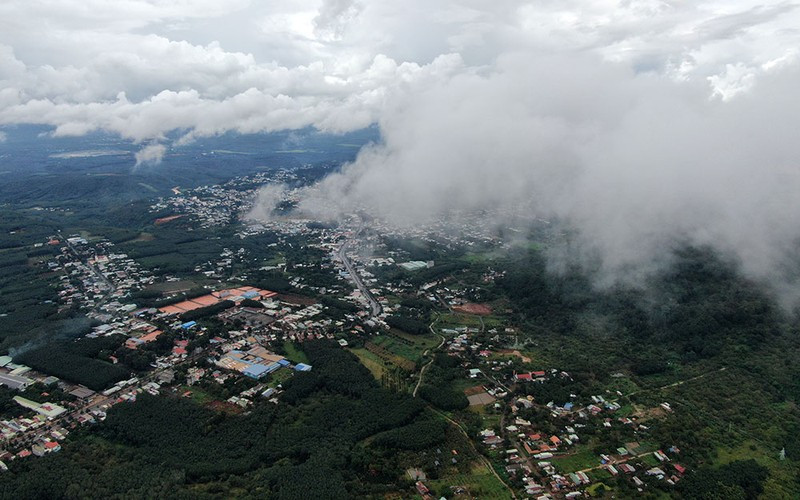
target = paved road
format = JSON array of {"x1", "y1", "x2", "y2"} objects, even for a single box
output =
[{"x1": 337, "y1": 232, "x2": 382, "y2": 318}]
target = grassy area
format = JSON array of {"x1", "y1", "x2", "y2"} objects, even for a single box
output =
[
  {"x1": 390, "y1": 328, "x2": 439, "y2": 346},
  {"x1": 145, "y1": 279, "x2": 201, "y2": 293},
  {"x1": 640, "y1": 453, "x2": 660, "y2": 466},
  {"x1": 371, "y1": 331, "x2": 437, "y2": 362},
  {"x1": 616, "y1": 404, "x2": 635, "y2": 417},
  {"x1": 586, "y1": 481, "x2": 613, "y2": 497},
  {"x1": 552, "y1": 447, "x2": 600, "y2": 473},
  {"x1": 475, "y1": 410, "x2": 502, "y2": 430},
  {"x1": 439, "y1": 312, "x2": 484, "y2": 329},
  {"x1": 262, "y1": 254, "x2": 285, "y2": 266},
  {"x1": 430, "y1": 462, "x2": 509, "y2": 499},
  {"x1": 180, "y1": 385, "x2": 215, "y2": 405},
  {"x1": 282, "y1": 341, "x2": 310, "y2": 364},
  {"x1": 349, "y1": 348, "x2": 387, "y2": 380},
  {"x1": 714, "y1": 440, "x2": 799, "y2": 498},
  {"x1": 605, "y1": 375, "x2": 640, "y2": 395},
  {"x1": 266, "y1": 368, "x2": 294, "y2": 388}
]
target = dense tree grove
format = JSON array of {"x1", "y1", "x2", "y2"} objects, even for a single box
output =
[
  {"x1": 417, "y1": 354, "x2": 469, "y2": 411},
  {"x1": 0, "y1": 340, "x2": 450, "y2": 499},
  {"x1": 14, "y1": 336, "x2": 130, "y2": 390},
  {"x1": 179, "y1": 300, "x2": 235, "y2": 322},
  {"x1": 385, "y1": 315, "x2": 429, "y2": 335},
  {"x1": 678, "y1": 460, "x2": 769, "y2": 499}
]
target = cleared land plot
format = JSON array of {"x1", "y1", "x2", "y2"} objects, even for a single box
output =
[
  {"x1": 364, "y1": 341, "x2": 415, "y2": 371},
  {"x1": 371, "y1": 331, "x2": 437, "y2": 363},
  {"x1": 349, "y1": 348, "x2": 387, "y2": 380},
  {"x1": 282, "y1": 341, "x2": 310, "y2": 364},
  {"x1": 266, "y1": 368, "x2": 294, "y2": 388},
  {"x1": 452, "y1": 303, "x2": 492, "y2": 315},
  {"x1": 467, "y1": 392, "x2": 496, "y2": 406},
  {"x1": 431, "y1": 462, "x2": 510, "y2": 499},
  {"x1": 552, "y1": 447, "x2": 600, "y2": 473}
]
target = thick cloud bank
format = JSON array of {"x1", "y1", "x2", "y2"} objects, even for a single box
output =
[
  {"x1": 304, "y1": 54, "x2": 800, "y2": 296},
  {"x1": 2, "y1": 1, "x2": 800, "y2": 297}
]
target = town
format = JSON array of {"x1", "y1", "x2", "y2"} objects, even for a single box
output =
[{"x1": 0, "y1": 170, "x2": 715, "y2": 499}]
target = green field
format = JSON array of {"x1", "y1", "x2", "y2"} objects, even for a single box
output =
[
  {"x1": 180, "y1": 385, "x2": 215, "y2": 405},
  {"x1": 266, "y1": 368, "x2": 294, "y2": 388},
  {"x1": 430, "y1": 462, "x2": 510, "y2": 499},
  {"x1": 349, "y1": 347, "x2": 387, "y2": 380},
  {"x1": 552, "y1": 447, "x2": 600, "y2": 473},
  {"x1": 282, "y1": 341, "x2": 310, "y2": 364},
  {"x1": 371, "y1": 331, "x2": 438, "y2": 362},
  {"x1": 639, "y1": 453, "x2": 660, "y2": 466}
]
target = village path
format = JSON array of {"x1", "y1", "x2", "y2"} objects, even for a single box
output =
[
  {"x1": 410, "y1": 313, "x2": 516, "y2": 498},
  {"x1": 412, "y1": 314, "x2": 444, "y2": 397},
  {"x1": 432, "y1": 408, "x2": 518, "y2": 499},
  {"x1": 625, "y1": 366, "x2": 727, "y2": 397}
]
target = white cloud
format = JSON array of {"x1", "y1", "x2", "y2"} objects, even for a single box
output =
[
  {"x1": 2, "y1": 0, "x2": 800, "y2": 298},
  {"x1": 134, "y1": 143, "x2": 167, "y2": 167}
]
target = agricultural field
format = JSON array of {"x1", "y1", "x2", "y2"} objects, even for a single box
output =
[
  {"x1": 364, "y1": 341, "x2": 416, "y2": 371},
  {"x1": 349, "y1": 347, "x2": 388, "y2": 380}
]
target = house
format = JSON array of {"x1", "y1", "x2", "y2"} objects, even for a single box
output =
[{"x1": 44, "y1": 441, "x2": 61, "y2": 452}]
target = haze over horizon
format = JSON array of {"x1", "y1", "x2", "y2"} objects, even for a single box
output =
[{"x1": 2, "y1": 0, "x2": 800, "y2": 301}]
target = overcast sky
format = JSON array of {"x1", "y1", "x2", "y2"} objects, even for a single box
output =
[
  {"x1": 1, "y1": 1, "x2": 798, "y2": 144},
  {"x1": 2, "y1": 0, "x2": 800, "y2": 299}
]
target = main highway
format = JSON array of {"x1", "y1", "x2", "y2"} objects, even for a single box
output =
[{"x1": 336, "y1": 231, "x2": 382, "y2": 318}]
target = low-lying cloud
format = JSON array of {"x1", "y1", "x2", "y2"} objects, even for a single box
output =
[
  {"x1": 134, "y1": 143, "x2": 167, "y2": 167},
  {"x1": 2, "y1": 1, "x2": 800, "y2": 302},
  {"x1": 297, "y1": 53, "x2": 800, "y2": 301}
]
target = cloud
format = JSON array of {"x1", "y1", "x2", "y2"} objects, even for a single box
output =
[
  {"x1": 298, "y1": 52, "x2": 800, "y2": 302},
  {"x1": 134, "y1": 143, "x2": 167, "y2": 167},
  {"x1": 245, "y1": 183, "x2": 288, "y2": 222},
  {"x1": 2, "y1": 0, "x2": 800, "y2": 301},
  {"x1": 313, "y1": 0, "x2": 362, "y2": 41}
]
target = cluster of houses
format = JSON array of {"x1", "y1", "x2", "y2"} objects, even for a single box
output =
[
  {"x1": 49, "y1": 236, "x2": 154, "y2": 319},
  {"x1": 150, "y1": 169, "x2": 301, "y2": 230}
]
